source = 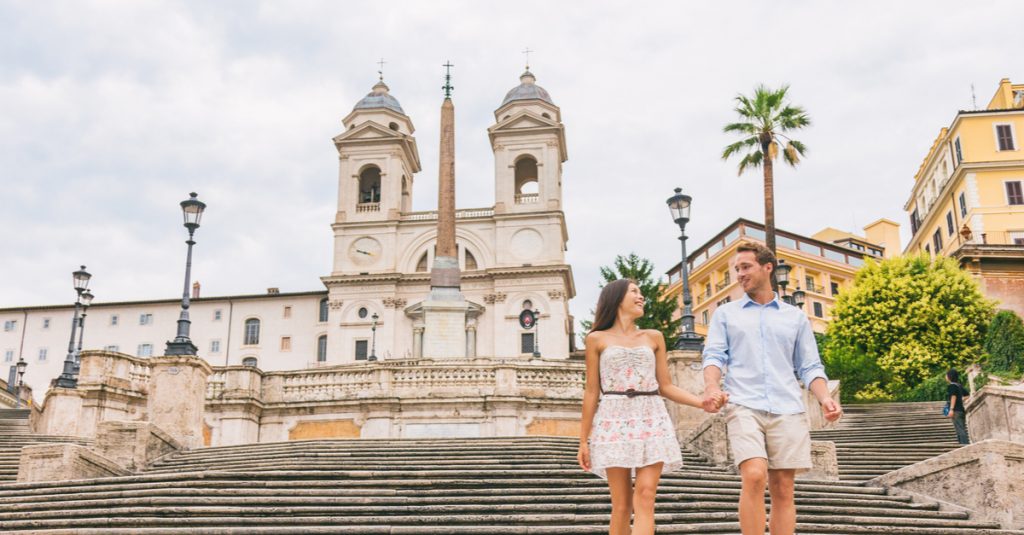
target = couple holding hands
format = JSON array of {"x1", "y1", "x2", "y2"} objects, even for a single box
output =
[{"x1": 578, "y1": 241, "x2": 843, "y2": 535}]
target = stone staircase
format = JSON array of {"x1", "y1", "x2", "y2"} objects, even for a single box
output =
[
  {"x1": 812, "y1": 401, "x2": 963, "y2": 482},
  {"x1": 0, "y1": 408, "x2": 91, "y2": 484},
  {"x1": 1, "y1": 430, "x2": 1021, "y2": 534}
]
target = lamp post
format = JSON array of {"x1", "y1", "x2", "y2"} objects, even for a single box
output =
[
  {"x1": 792, "y1": 286, "x2": 807, "y2": 309},
  {"x1": 14, "y1": 356, "x2": 27, "y2": 409},
  {"x1": 532, "y1": 308, "x2": 541, "y2": 358},
  {"x1": 368, "y1": 312, "x2": 379, "y2": 361},
  {"x1": 72, "y1": 289, "x2": 94, "y2": 377},
  {"x1": 166, "y1": 192, "x2": 206, "y2": 356},
  {"x1": 667, "y1": 188, "x2": 704, "y2": 350},
  {"x1": 56, "y1": 266, "x2": 91, "y2": 388},
  {"x1": 776, "y1": 259, "x2": 793, "y2": 305}
]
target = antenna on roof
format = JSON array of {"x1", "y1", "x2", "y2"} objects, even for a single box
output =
[{"x1": 971, "y1": 83, "x2": 977, "y2": 110}]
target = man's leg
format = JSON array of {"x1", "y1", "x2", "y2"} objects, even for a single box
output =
[
  {"x1": 605, "y1": 467, "x2": 633, "y2": 535},
  {"x1": 631, "y1": 463, "x2": 663, "y2": 535},
  {"x1": 768, "y1": 469, "x2": 797, "y2": 535},
  {"x1": 738, "y1": 457, "x2": 768, "y2": 535}
]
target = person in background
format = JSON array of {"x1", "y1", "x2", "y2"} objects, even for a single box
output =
[{"x1": 946, "y1": 369, "x2": 970, "y2": 445}]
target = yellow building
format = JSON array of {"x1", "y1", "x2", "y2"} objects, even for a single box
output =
[
  {"x1": 663, "y1": 218, "x2": 899, "y2": 334},
  {"x1": 903, "y1": 78, "x2": 1024, "y2": 315}
]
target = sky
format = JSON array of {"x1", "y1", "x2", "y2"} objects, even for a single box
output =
[{"x1": 2, "y1": 1, "x2": 1022, "y2": 334}]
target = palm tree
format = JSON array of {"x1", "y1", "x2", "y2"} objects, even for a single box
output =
[{"x1": 722, "y1": 85, "x2": 810, "y2": 257}]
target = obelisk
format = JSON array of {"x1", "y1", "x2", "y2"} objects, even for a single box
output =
[{"x1": 422, "y1": 61, "x2": 470, "y2": 358}]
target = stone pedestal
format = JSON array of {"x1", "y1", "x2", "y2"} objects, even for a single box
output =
[
  {"x1": 966, "y1": 385, "x2": 1024, "y2": 443},
  {"x1": 35, "y1": 387, "x2": 87, "y2": 437},
  {"x1": 870, "y1": 440, "x2": 1024, "y2": 529},
  {"x1": 17, "y1": 443, "x2": 130, "y2": 483},
  {"x1": 422, "y1": 299, "x2": 469, "y2": 359},
  {"x1": 94, "y1": 420, "x2": 181, "y2": 472},
  {"x1": 147, "y1": 355, "x2": 212, "y2": 449},
  {"x1": 665, "y1": 350, "x2": 709, "y2": 439},
  {"x1": 801, "y1": 440, "x2": 839, "y2": 481}
]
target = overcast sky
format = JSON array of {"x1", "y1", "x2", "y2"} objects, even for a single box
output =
[{"x1": 2, "y1": 1, "x2": 1022, "y2": 333}]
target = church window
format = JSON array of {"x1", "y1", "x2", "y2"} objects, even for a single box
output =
[
  {"x1": 401, "y1": 176, "x2": 411, "y2": 212},
  {"x1": 355, "y1": 340, "x2": 369, "y2": 360},
  {"x1": 514, "y1": 156, "x2": 539, "y2": 203},
  {"x1": 359, "y1": 166, "x2": 382, "y2": 204},
  {"x1": 541, "y1": 112, "x2": 551, "y2": 119},
  {"x1": 416, "y1": 252, "x2": 428, "y2": 272},
  {"x1": 465, "y1": 250, "x2": 478, "y2": 270},
  {"x1": 358, "y1": 307, "x2": 369, "y2": 319},
  {"x1": 280, "y1": 336, "x2": 291, "y2": 351},
  {"x1": 283, "y1": 306, "x2": 292, "y2": 318},
  {"x1": 318, "y1": 298, "x2": 329, "y2": 322},
  {"x1": 317, "y1": 335, "x2": 328, "y2": 362},
  {"x1": 242, "y1": 357, "x2": 258, "y2": 367},
  {"x1": 389, "y1": 122, "x2": 399, "y2": 131},
  {"x1": 520, "y1": 333, "x2": 535, "y2": 354},
  {"x1": 244, "y1": 318, "x2": 260, "y2": 345},
  {"x1": 522, "y1": 299, "x2": 533, "y2": 311}
]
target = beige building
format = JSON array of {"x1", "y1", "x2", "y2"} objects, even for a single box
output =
[
  {"x1": 903, "y1": 78, "x2": 1024, "y2": 315},
  {"x1": 1, "y1": 70, "x2": 577, "y2": 401},
  {"x1": 663, "y1": 218, "x2": 898, "y2": 334}
]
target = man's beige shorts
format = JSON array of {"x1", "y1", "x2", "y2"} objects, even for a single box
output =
[{"x1": 724, "y1": 403, "x2": 812, "y2": 472}]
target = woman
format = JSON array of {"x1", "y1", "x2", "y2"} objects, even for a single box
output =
[
  {"x1": 577, "y1": 279, "x2": 725, "y2": 535},
  {"x1": 945, "y1": 369, "x2": 970, "y2": 445}
]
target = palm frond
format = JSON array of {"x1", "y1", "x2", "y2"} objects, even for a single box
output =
[
  {"x1": 723, "y1": 122, "x2": 758, "y2": 135},
  {"x1": 737, "y1": 150, "x2": 764, "y2": 175},
  {"x1": 722, "y1": 136, "x2": 759, "y2": 160}
]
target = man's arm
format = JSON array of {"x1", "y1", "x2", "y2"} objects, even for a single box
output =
[
  {"x1": 793, "y1": 317, "x2": 842, "y2": 421},
  {"x1": 701, "y1": 308, "x2": 730, "y2": 413}
]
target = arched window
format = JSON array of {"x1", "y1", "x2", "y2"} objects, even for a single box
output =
[
  {"x1": 465, "y1": 250, "x2": 478, "y2": 270},
  {"x1": 358, "y1": 307, "x2": 369, "y2": 319},
  {"x1": 318, "y1": 298, "x2": 329, "y2": 322},
  {"x1": 242, "y1": 357, "x2": 258, "y2": 367},
  {"x1": 359, "y1": 166, "x2": 381, "y2": 204},
  {"x1": 401, "y1": 176, "x2": 411, "y2": 212},
  {"x1": 317, "y1": 335, "x2": 328, "y2": 362},
  {"x1": 244, "y1": 318, "x2": 260, "y2": 345},
  {"x1": 514, "y1": 156, "x2": 539, "y2": 203},
  {"x1": 416, "y1": 252, "x2": 428, "y2": 272}
]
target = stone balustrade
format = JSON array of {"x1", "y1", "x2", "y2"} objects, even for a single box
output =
[{"x1": 965, "y1": 385, "x2": 1024, "y2": 443}]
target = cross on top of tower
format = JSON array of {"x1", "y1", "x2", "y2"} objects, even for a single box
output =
[
  {"x1": 377, "y1": 58, "x2": 387, "y2": 81},
  {"x1": 522, "y1": 47, "x2": 533, "y2": 70},
  {"x1": 442, "y1": 61, "x2": 454, "y2": 98}
]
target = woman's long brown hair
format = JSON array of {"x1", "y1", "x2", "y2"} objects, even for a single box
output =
[{"x1": 589, "y1": 279, "x2": 635, "y2": 333}]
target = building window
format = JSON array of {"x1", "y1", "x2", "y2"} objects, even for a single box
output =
[
  {"x1": 137, "y1": 344, "x2": 153, "y2": 357},
  {"x1": 358, "y1": 307, "x2": 368, "y2": 319},
  {"x1": 359, "y1": 166, "x2": 382, "y2": 204},
  {"x1": 805, "y1": 275, "x2": 815, "y2": 290},
  {"x1": 465, "y1": 250, "x2": 478, "y2": 271},
  {"x1": 959, "y1": 192, "x2": 967, "y2": 218},
  {"x1": 1009, "y1": 231, "x2": 1024, "y2": 246},
  {"x1": 213, "y1": 309, "x2": 222, "y2": 321},
  {"x1": 925, "y1": 244, "x2": 931, "y2": 255},
  {"x1": 520, "y1": 332, "x2": 535, "y2": 354},
  {"x1": 813, "y1": 302, "x2": 824, "y2": 318},
  {"x1": 704, "y1": 282, "x2": 712, "y2": 298},
  {"x1": 242, "y1": 357, "x2": 258, "y2": 367},
  {"x1": 283, "y1": 306, "x2": 292, "y2": 319},
  {"x1": 317, "y1": 335, "x2": 328, "y2": 362},
  {"x1": 4, "y1": 350, "x2": 13, "y2": 362},
  {"x1": 831, "y1": 282, "x2": 840, "y2": 296},
  {"x1": 355, "y1": 340, "x2": 369, "y2": 360},
  {"x1": 946, "y1": 211, "x2": 955, "y2": 236},
  {"x1": 3, "y1": 320, "x2": 16, "y2": 332},
  {"x1": 42, "y1": 318, "x2": 50, "y2": 329},
  {"x1": 416, "y1": 252, "x2": 428, "y2": 272},
  {"x1": 932, "y1": 229, "x2": 943, "y2": 252},
  {"x1": 318, "y1": 298, "x2": 329, "y2": 322},
  {"x1": 995, "y1": 124, "x2": 1016, "y2": 151},
  {"x1": 1007, "y1": 181, "x2": 1024, "y2": 205},
  {"x1": 139, "y1": 313, "x2": 153, "y2": 326},
  {"x1": 910, "y1": 209, "x2": 921, "y2": 235},
  {"x1": 953, "y1": 137, "x2": 963, "y2": 164},
  {"x1": 110, "y1": 314, "x2": 119, "y2": 326},
  {"x1": 244, "y1": 318, "x2": 260, "y2": 345},
  {"x1": 280, "y1": 336, "x2": 291, "y2": 351},
  {"x1": 103, "y1": 345, "x2": 119, "y2": 352},
  {"x1": 210, "y1": 340, "x2": 221, "y2": 353},
  {"x1": 701, "y1": 310, "x2": 709, "y2": 325},
  {"x1": 38, "y1": 348, "x2": 47, "y2": 361}
]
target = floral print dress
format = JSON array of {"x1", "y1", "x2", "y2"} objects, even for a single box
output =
[{"x1": 587, "y1": 345, "x2": 683, "y2": 479}]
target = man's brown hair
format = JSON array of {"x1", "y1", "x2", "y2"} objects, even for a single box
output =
[{"x1": 735, "y1": 241, "x2": 776, "y2": 267}]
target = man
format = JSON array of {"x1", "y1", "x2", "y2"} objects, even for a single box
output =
[{"x1": 701, "y1": 241, "x2": 843, "y2": 535}]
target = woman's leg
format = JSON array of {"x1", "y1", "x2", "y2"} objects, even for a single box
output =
[
  {"x1": 953, "y1": 411, "x2": 970, "y2": 444},
  {"x1": 606, "y1": 467, "x2": 633, "y2": 535},
  {"x1": 631, "y1": 463, "x2": 663, "y2": 535}
]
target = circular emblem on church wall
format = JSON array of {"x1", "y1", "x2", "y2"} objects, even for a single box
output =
[{"x1": 509, "y1": 228, "x2": 543, "y2": 261}]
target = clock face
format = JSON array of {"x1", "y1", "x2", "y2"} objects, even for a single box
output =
[{"x1": 348, "y1": 237, "x2": 382, "y2": 266}]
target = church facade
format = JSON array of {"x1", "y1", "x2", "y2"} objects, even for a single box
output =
[{"x1": 2, "y1": 70, "x2": 576, "y2": 399}]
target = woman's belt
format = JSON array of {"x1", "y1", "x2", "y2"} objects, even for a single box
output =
[{"x1": 601, "y1": 388, "x2": 659, "y2": 398}]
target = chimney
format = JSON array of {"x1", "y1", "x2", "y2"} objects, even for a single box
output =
[
  {"x1": 267, "y1": 287, "x2": 280, "y2": 294},
  {"x1": 192, "y1": 281, "x2": 201, "y2": 299}
]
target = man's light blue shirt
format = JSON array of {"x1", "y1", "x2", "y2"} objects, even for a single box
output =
[{"x1": 702, "y1": 292, "x2": 828, "y2": 415}]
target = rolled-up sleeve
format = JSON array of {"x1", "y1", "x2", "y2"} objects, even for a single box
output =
[
  {"x1": 701, "y1": 307, "x2": 730, "y2": 371},
  {"x1": 793, "y1": 315, "x2": 828, "y2": 389}
]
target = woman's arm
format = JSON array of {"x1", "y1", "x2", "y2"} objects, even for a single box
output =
[
  {"x1": 652, "y1": 330, "x2": 705, "y2": 409},
  {"x1": 577, "y1": 332, "x2": 602, "y2": 470}
]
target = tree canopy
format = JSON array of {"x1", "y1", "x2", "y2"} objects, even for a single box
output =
[{"x1": 579, "y1": 253, "x2": 681, "y2": 345}]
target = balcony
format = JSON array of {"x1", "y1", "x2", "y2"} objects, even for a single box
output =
[
  {"x1": 804, "y1": 282, "x2": 826, "y2": 294},
  {"x1": 515, "y1": 193, "x2": 540, "y2": 205},
  {"x1": 715, "y1": 279, "x2": 731, "y2": 292},
  {"x1": 356, "y1": 202, "x2": 380, "y2": 213}
]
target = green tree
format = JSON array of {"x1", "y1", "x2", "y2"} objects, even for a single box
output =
[
  {"x1": 984, "y1": 310, "x2": 1024, "y2": 373},
  {"x1": 824, "y1": 255, "x2": 995, "y2": 401},
  {"x1": 722, "y1": 85, "x2": 810, "y2": 257},
  {"x1": 579, "y1": 253, "x2": 681, "y2": 345}
]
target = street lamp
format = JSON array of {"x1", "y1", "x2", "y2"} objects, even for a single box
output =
[
  {"x1": 56, "y1": 265, "x2": 91, "y2": 388},
  {"x1": 667, "y1": 187, "x2": 704, "y2": 350},
  {"x1": 792, "y1": 286, "x2": 807, "y2": 309},
  {"x1": 166, "y1": 192, "x2": 206, "y2": 356},
  {"x1": 776, "y1": 259, "x2": 793, "y2": 304},
  {"x1": 72, "y1": 289, "x2": 94, "y2": 376},
  {"x1": 532, "y1": 308, "x2": 541, "y2": 358},
  {"x1": 14, "y1": 356, "x2": 27, "y2": 409},
  {"x1": 368, "y1": 312, "x2": 379, "y2": 361}
]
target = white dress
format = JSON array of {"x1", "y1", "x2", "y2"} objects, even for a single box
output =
[{"x1": 587, "y1": 345, "x2": 683, "y2": 479}]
